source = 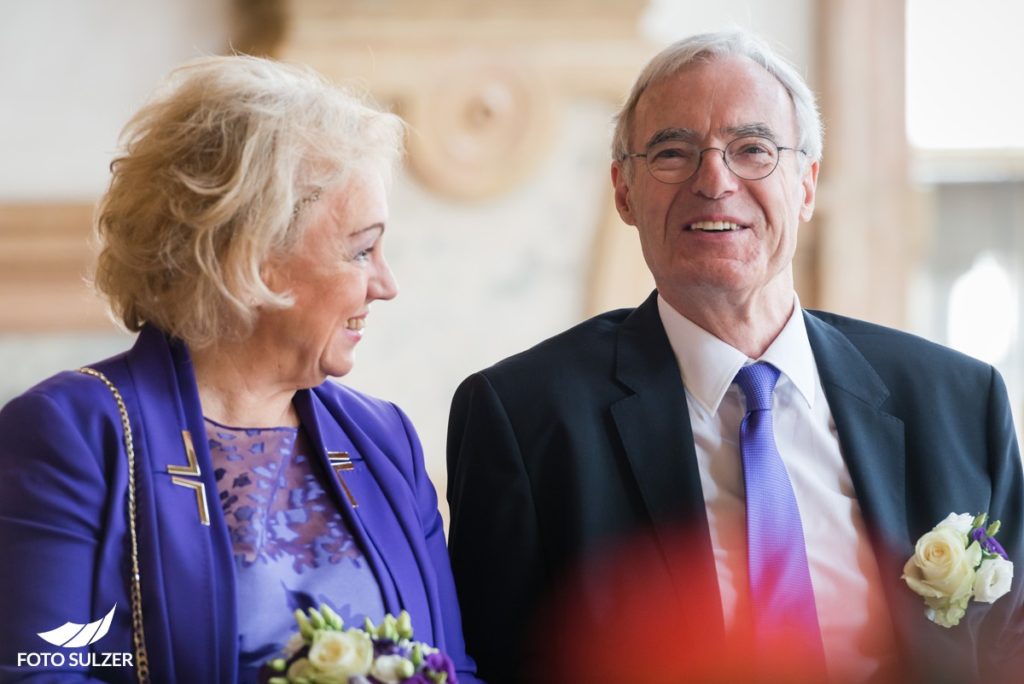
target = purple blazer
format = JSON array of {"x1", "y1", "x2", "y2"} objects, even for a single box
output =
[{"x1": 0, "y1": 326, "x2": 480, "y2": 683}]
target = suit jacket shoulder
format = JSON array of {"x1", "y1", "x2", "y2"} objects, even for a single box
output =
[
  {"x1": 805, "y1": 308, "x2": 1002, "y2": 422},
  {"x1": 483, "y1": 307, "x2": 632, "y2": 380},
  {"x1": 807, "y1": 308, "x2": 990, "y2": 371}
]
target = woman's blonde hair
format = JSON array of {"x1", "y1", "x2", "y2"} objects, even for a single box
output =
[{"x1": 94, "y1": 55, "x2": 404, "y2": 348}]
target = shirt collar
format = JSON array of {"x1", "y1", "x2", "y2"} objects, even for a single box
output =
[{"x1": 657, "y1": 293, "x2": 818, "y2": 415}]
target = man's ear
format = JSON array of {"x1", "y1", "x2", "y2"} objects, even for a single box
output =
[
  {"x1": 798, "y1": 159, "x2": 819, "y2": 223},
  {"x1": 611, "y1": 161, "x2": 637, "y2": 226}
]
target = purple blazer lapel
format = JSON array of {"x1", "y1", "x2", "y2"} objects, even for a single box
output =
[
  {"x1": 293, "y1": 388, "x2": 436, "y2": 641},
  {"x1": 114, "y1": 326, "x2": 237, "y2": 682}
]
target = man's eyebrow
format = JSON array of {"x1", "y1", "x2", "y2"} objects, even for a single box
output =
[
  {"x1": 645, "y1": 127, "x2": 699, "y2": 148},
  {"x1": 643, "y1": 124, "x2": 780, "y2": 149},
  {"x1": 724, "y1": 123, "x2": 779, "y2": 141}
]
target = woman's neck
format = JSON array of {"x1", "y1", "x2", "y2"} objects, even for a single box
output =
[{"x1": 190, "y1": 340, "x2": 300, "y2": 428}]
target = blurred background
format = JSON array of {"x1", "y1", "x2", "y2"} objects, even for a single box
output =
[{"x1": 2, "y1": 0, "x2": 1022, "y2": 519}]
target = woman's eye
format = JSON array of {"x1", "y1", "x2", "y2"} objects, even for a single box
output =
[{"x1": 352, "y1": 243, "x2": 378, "y2": 263}]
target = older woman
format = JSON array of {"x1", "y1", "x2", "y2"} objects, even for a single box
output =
[{"x1": 0, "y1": 56, "x2": 478, "y2": 683}]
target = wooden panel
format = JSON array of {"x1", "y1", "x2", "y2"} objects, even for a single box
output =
[
  {"x1": 0, "y1": 203, "x2": 113, "y2": 331},
  {"x1": 814, "y1": 0, "x2": 913, "y2": 327}
]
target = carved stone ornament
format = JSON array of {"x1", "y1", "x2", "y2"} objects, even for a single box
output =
[
  {"x1": 400, "y1": 57, "x2": 556, "y2": 200},
  {"x1": 278, "y1": 0, "x2": 650, "y2": 201}
]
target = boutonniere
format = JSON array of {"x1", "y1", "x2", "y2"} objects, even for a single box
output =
[
  {"x1": 901, "y1": 512, "x2": 1014, "y2": 628},
  {"x1": 265, "y1": 605, "x2": 457, "y2": 684}
]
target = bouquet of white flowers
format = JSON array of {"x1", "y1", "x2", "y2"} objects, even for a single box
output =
[
  {"x1": 265, "y1": 605, "x2": 457, "y2": 684},
  {"x1": 902, "y1": 512, "x2": 1014, "y2": 628}
]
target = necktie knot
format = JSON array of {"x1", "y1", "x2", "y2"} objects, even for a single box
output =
[{"x1": 734, "y1": 362, "x2": 780, "y2": 412}]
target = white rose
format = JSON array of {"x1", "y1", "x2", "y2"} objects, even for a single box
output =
[
  {"x1": 306, "y1": 629, "x2": 374, "y2": 683},
  {"x1": 926, "y1": 596, "x2": 969, "y2": 629},
  {"x1": 902, "y1": 528, "x2": 981, "y2": 601},
  {"x1": 369, "y1": 654, "x2": 416, "y2": 684},
  {"x1": 973, "y1": 556, "x2": 1014, "y2": 603},
  {"x1": 287, "y1": 657, "x2": 315, "y2": 680},
  {"x1": 283, "y1": 632, "x2": 307, "y2": 658},
  {"x1": 935, "y1": 512, "x2": 975, "y2": 535}
]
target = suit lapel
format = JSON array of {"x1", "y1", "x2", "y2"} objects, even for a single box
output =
[
  {"x1": 607, "y1": 304, "x2": 947, "y2": 673},
  {"x1": 804, "y1": 312, "x2": 909, "y2": 555},
  {"x1": 804, "y1": 312, "x2": 993, "y2": 680},
  {"x1": 609, "y1": 293, "x2": 724, "y2": 636},
  {"x1": 120, "y1": 326, "x2": 237, "y2": 682},
  {"x1": 294, "y1": 390, "x2": 435, "y2": 641},
  {"x1": 803, "y1": 313, "x2": 939, "y2": 671}
]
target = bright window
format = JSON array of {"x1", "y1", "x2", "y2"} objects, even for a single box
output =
[{"x1": 906, "y1": 0, "x2": 1024, "y2": 150}]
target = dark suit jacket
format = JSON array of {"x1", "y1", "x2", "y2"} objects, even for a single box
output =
[{"x1": 447, "y1": 292, "x2": 1023, "y2": 683}]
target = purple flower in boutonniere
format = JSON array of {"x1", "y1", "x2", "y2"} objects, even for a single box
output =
[
  {"x1": 264, "y1": 605, "x2": 459, "y2": 683},
  {"x1": 970, "y1": 525, "x2": 1009, "y2": 560},
  {"x1": 901, "y1": 512, "x2": 1014, "y2": 628}
]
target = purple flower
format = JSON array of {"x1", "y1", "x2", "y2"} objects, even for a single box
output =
[
  {"x1": 373, "y1": 638, "x2": 400, "y2": 656},
  {"x1": 424, "y1": 652, "x2": 457, "y2": 683},
  {"x1": 970, "y1": 527, "x2": 1009, "y2": 560}
]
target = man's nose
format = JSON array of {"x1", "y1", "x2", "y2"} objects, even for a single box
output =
[{"x1": 690, "y1": 147, "x2": 739, "y2": 199}]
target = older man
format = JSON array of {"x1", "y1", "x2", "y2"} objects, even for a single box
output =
[{"x1": 447, "y1": 30, "x2": 1023, "y2": 683}]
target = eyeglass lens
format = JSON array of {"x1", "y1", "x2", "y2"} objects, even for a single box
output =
[{"x1": 643, "y1": 136, "x2": 780, "y2": 182}]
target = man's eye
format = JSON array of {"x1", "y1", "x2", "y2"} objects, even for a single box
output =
[
  {"x1": 732, "y1": 139, "x2": 774, "y2": 156},
  {"x1": 652, "y1": 146, "x2": 692, "y2": 160}
]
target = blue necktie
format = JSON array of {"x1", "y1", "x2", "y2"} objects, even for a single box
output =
[{"x1": 735, "y1": 363, "x2": 825, "y2": 667}]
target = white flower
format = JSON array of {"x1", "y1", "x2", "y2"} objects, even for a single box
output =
[
  {"x1": 935, "y1": 512, "x2": 975, "y2": 536},
  {"x1": 283, "y1": 632, "x2": 306, "y2": 658},
  {"x1": 287, "y1": 657, "x2": 315, "y2": 680},
  {"x1": 902, "y1": 528, "x2": 981, "y2": 601},
  {"x1": 306, "y1": 629, "x2": 374, "y2": 683},
  {"x1": 903, "y1": 511, "x2": 1014, "y2": 629},
  {"x1": 925, "y1": 596, "x2": 970, "y2": 629},
  {"x1": 369, "y1": 654, "x2": 416, "y2": 683},
  {"x1": 973, "y1": 556, "x2": 1014, "y2": 603}
]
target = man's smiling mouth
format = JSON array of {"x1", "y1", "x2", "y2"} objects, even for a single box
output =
[{"x1": 686, "y1": 220, "x2": 744, "y2": 232}]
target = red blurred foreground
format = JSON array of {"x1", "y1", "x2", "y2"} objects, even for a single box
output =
[{"x1": 527, "y1": 524, "x2": 906, "y2": 684}]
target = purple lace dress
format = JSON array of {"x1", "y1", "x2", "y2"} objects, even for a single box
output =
[{"x1": 205, "y1": 419, "x2": 385, "y2": 682}]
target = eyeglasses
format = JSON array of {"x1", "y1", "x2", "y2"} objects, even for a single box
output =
[{"x1": 621, "y1": 136, "x2": 807, "y2": 184}]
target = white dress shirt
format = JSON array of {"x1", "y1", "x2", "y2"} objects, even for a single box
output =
[{"x1": 657, "y1": 295, "x2": 898, "y2": 683}]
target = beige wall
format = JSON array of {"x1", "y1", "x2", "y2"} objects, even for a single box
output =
[
  {"x1": 6, "y1": 1, "x2": 1019, "y2": 517},
  {"x1": 0, "y1": 1, "x2": 820, "y2": 516}
]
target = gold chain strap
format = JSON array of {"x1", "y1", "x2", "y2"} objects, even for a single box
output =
[{"x1": 78, "y1": 367, "x2": 150, "y2": 684}]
